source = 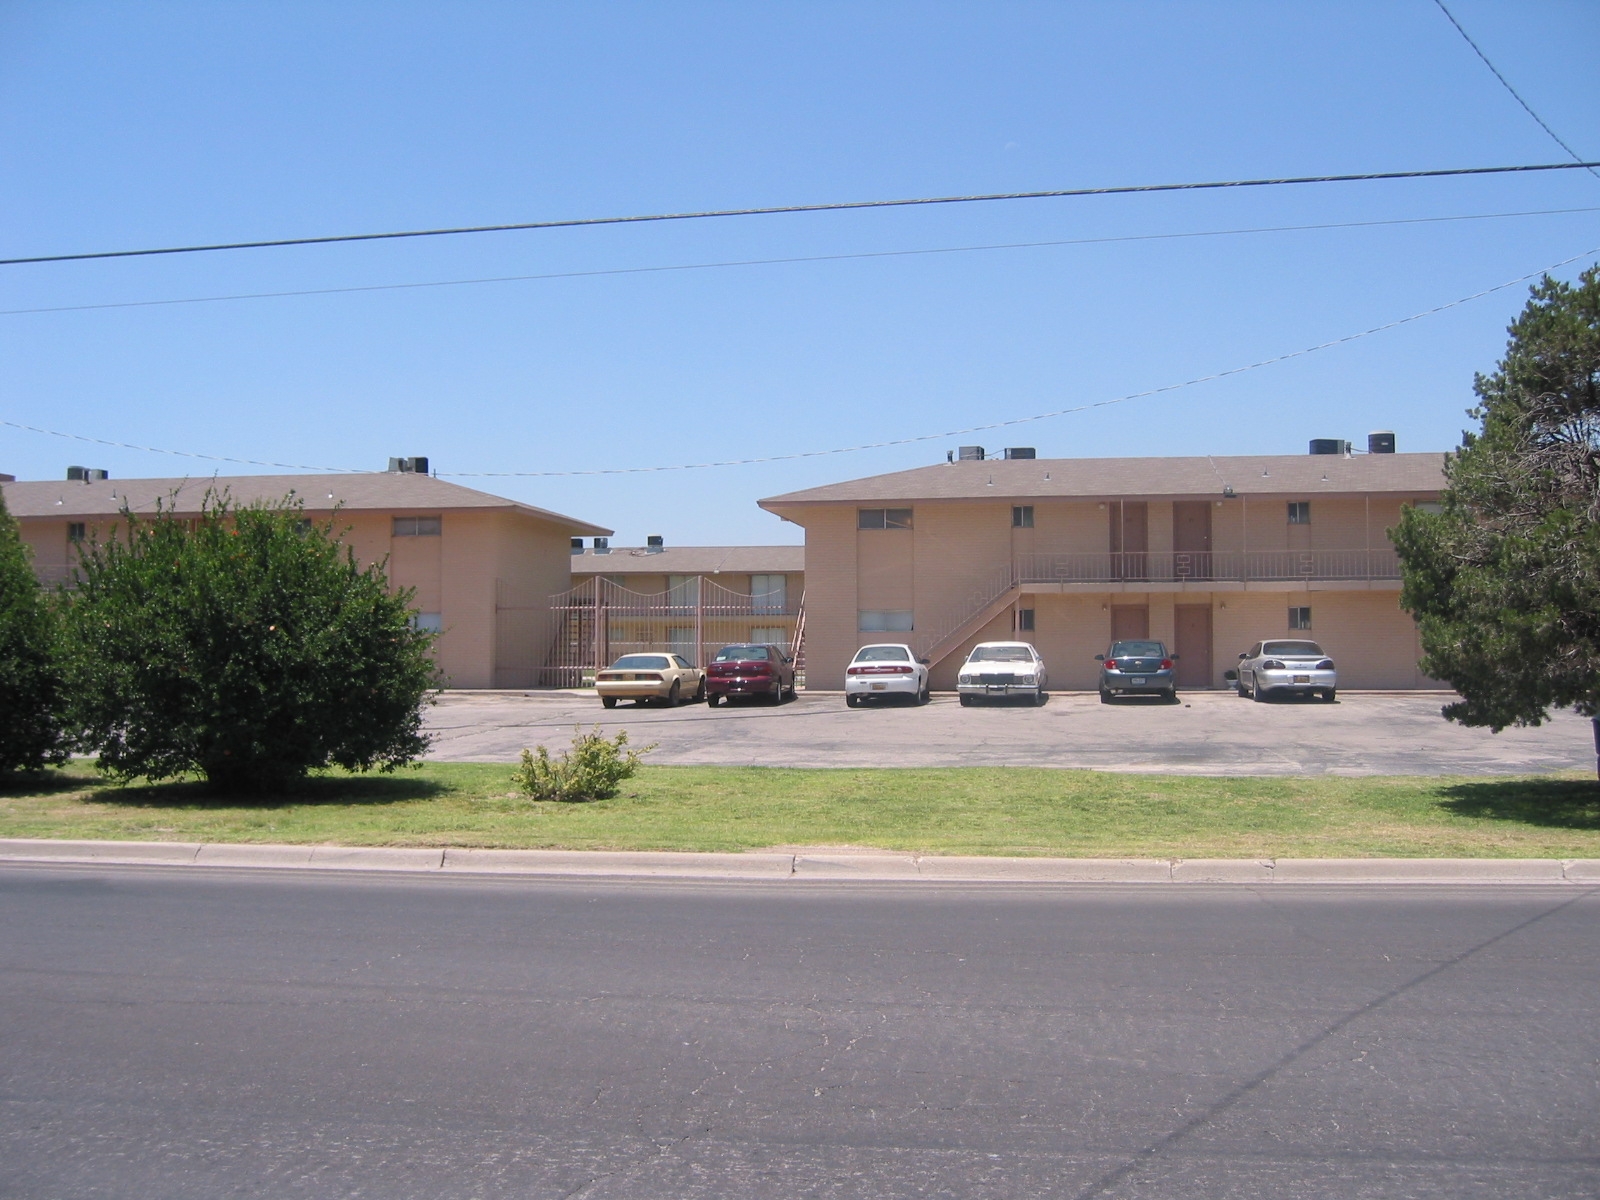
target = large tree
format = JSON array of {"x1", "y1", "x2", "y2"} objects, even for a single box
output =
[
  {"x1": 0, "y1": 488, "x2": 67, "y2": 774},
  {"x1": 1393, "y1": 265, "x2": 1600, "y2": 744},
  {"x1": 64, "y1": 491, "x2": 439, "y2": 793}
]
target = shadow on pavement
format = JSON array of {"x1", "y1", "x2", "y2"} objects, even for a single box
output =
[{"x1": 1438, "y1": 778, "x2": 1600, "y2": 830}]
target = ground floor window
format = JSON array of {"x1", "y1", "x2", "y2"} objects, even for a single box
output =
[
  {"x1": 1016, "y1": 607, "x2": 1035, "y2": 632},
  {"x1": 1289, "y1": 606, "x2": 1312, "y2": 630},
  {"x1": 859, "y1": 609, "x2": 914, "y2": 632},
  {"x1": 410, "y1": 612, "x2": 443, "y2": 633}
]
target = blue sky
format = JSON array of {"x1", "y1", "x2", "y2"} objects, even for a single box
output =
[{"x1": 2, "y1": 1, "x2": 1597, "y2": 545}]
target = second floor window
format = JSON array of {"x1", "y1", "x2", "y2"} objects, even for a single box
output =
[
  {"x1": 393, "y1": 515, "x2": 442, "y2": 536},
  {"x1": 858, "y1": 508, "x2": 913, "y2": 530},
  {"x1": 750, "y1": 574, "x2": 787, "y2": 614},
  {"x1": 1287, "y1": 502, "x2": 1311, "y2": 525},
  {"x1": 1012, "y1": 505, "x2": 1034, "y2": 528}
]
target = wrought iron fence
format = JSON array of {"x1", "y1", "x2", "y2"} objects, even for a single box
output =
[{"x1": 1012, "y1": 549, "x2": 1400, "y2": 585}]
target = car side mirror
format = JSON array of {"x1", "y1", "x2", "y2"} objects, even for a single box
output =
[
  {"x1": 1224, "y1": 669, "x2": 1238, "y2": 681},
  {"x1": 918, "y1": 657, "x2": 930, "y2": 665},
  {"x1": 1170, "y1": 654, "x2": 1180, "y2": 660},
  {"x1": 1237, "y1": 651, "x2": 1248, "y2": 659},
  {"x1": 1094, "y1": 654, "x2": 1105, "y2": 661}
]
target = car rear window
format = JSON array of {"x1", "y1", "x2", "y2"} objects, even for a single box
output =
[
  {"x1": 713, "y1": 645, "x2": 769, "y2": 661},
  {"x1": 611, "y1": 655, "x2": 670, "y2": 669},
  {"x1": 1110, "y1": 641, "x2": 1165, "y2": 658},
  {"x1": 854, "y1": 645, "x2": 910, "y2": 662},
  {"x1": 1262, "y1": 641, "x2": 1324, "y2": 657}
]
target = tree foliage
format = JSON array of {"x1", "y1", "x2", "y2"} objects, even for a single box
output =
[
  {"x1": 1394, "y1": 266, "x2": 1600, "y2": 731},
  {"x1": 0, "y1": 488, "x2": 67, "y2": 774},
  {"x1": 64, "y1": 491, "x2": 439, "y2": 793}
]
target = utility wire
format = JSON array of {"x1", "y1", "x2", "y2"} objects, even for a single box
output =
[
  {"x1": 5, "y1": 246, "x2": 1594, "y2": 477},
  {"x1": 5, "y1": 204, "x2": 1597, "y2": 318},
  {"x1": 3, "y1": 162, "x2": 1598, "y2": 268},
  {"x1": 1432, "y1": 0, "x2": 1598, "y2": 179}
]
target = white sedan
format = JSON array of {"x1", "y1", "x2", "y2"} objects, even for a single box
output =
[
  {"x1": 844, "y1": 643, "x2": 931, "y2": 707},
  {"x1": 957, "y1": 641, "x2": 1047, "y2": 706}
]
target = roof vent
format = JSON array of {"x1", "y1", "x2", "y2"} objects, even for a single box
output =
[
  {"x1": 1368, "y1": 430, "x2": 1396, "y2": 454},
  {"x1": 570, "y1": 537, "x2": 585, "y2": 554},
  {"x1": 1308, "y1": 439, "x2": 1350, "y2": 456},
  {"x1": 646, "y1": 535, "x2": 664, "y2": 552},
  {"x1": 957, "y1": 445, "x2": 986, "y2": 461},
  {"x1": 66, "y1": 466, "x2": 110, "y2": 482},
  {"x1": 1002, "y1": 447, "x2": 1036, "y2": 460},
  {"x1": 593, "y1": 537, "x2": 610, "y2": 554},
  {"x1": 387, "y1": 456, "x2": 430, "y2": 474}
]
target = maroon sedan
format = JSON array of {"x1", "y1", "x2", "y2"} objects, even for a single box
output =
[{"x1": 704, "y1": 643, "x2": 797, "y2": 705}]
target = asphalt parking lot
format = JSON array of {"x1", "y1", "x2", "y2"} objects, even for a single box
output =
[{"x1": 425, "y1": 689, "x2": 1596, "y2": 776}]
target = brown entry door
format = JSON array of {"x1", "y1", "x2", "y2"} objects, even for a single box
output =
[
  {"x1": 1110, "y1": 605, "x2": 1149, "y2": 642},
  {"x1": 1172, "y1": 501, "x2": 1213, "y2": 581},
  {"x1": 1173, "y1": 604, "x2": 1212, "y2": 688}
]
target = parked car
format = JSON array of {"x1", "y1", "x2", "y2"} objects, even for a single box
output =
[
  {"x1": 957, "y1": 641, "x2": 1047, "y2": 706},
  {"x1": 844, "y1": 643, "x2": 930, "y2": 707},
  {"x1": 1096, "y1": 640, "x2": 1178, "y2": 702},
  {"x1": 1227, "y1": 640, "x2": 1337, "y2": 702},
  {"x1": 705, "y1": 643, "x2": 796, "y2": 705},
  {"x1": 595, "y1": 652, "x2": 706, "y2": 708}
]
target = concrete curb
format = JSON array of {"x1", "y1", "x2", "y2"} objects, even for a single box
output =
[{"x1": 1, "y1": 839, "x2": 1597, "y2": 884}]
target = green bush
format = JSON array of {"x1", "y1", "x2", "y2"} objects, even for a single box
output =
[
  {"x1": 512, "y1": 726, "x2": 654, "y2": 802},
  {"x1": 0, "y1": 489, "x2": 67, "y2": 774},
  {"x1": 63, "y1": 490, "x2": 439, "y2": 794}
]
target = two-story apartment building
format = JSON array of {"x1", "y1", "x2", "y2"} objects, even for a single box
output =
[
  {"x1": 2, "y1": 464, "x2": 610, "y2": 690},
  {"x1": 759, "y1": 446, "x2": 1447, "y2": 692},
  {"x1": 545, "y1": 542, "x2": 805, "y2": 684}
]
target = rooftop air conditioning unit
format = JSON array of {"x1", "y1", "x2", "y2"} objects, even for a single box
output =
[
  {"x1": 1308, "y1": 439, "x2": 1350, "y2": 456},
  {"x1": 1368, "y1": 430, "x2": 1396, "y2": 454},
  {"x1": 957, "y1": 445, "x2": 986, "y2": 461},
  {"x1": 66, "y1": 466, "x2": 109, "y2": 481},
  {"x1": 387, "y1": 456, "x2": 430, "y2": 474},
  {"x1": 571, "y1": 537, "x2": 585, "y2": 554},
  {"x1": 593, "y1": 537, "x2": 610, "y2": 554},
  {"x1": 646, "y1": 535, "x2": 664, "y2": 552},
  {"x1": 1002, "y1": 447, "x2": 1036, "y2": 460}
]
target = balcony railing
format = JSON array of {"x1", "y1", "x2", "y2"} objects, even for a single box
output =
[{"x1": 1014, "y1": 549, "x2": 1400, "y2": 585}]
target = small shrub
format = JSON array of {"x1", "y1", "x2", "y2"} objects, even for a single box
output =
[{"x1": 513, "y1": 726, "x2": 654, "y2": 802}]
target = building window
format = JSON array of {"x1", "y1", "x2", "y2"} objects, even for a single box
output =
[
  {"x1": 67, "y1": 522, "x2": 86, "y2": 543},
  {"x1": 751, "y1": 627, "x2": 789, "y2": 647},
  {"x1": 667, "y1": 575, "x2": 700, "y2": 611},
  {"x1": 1016, "y1": 608, "x2": 1035, "y2": 632},
  {"x1": 1012, "y1": 505, "x2": 1034, "y2": 529},
  {"x1": 393, "y1": 515, "x2": 442, "y2": 537},
  {"x1": 859, "y1": 609, "x2": 914, "y2": 632},
  {"x1": 750, "y1": 574, "x2": 787, "y2": 614},
  {"x1": 1288, "y1": 606, "x2": 1312, "y2": 630},
  {"x1": 410, "y1": 612, "x2": 443, "y2": 633},
  {"x1": 667, "y1": 627, "x2": 696, "y2": 656},
  {"x1": 858, "y1": 508, "x2": 913, "y2": 530},
  {"x1": 1287, "y1": 502, "x2": 1311, "y2": 525}
]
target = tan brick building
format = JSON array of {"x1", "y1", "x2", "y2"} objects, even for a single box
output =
[
  {"x1": 2, "y1": 467, "x2": 609, "y2": 690},
  {"x1": 546, "y1": 542, "x2": 805, "y2": 684},
  {"x1": 759, "y1": 449, "x2": 1447, "y2": 692}
]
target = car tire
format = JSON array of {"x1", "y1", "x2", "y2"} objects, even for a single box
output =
[
  {"x1": 693, "y1": 679, "x2": 706, "y2": 703},
  {"x1": 668, "y1": 681, "x2": 681, "y2": 707},
  {"x1": 1166, "y1": 689, "x2": 1179, "y2": 704},
  {"x1": 1033, "y1": 690, "x2": 1047, "y2": 707},
  {"x1": 1323, "y1": 688, "x2": 1337, "y2": 703},
  {"x1": 601, "y1": 696, "x2": 617, "y2": 709},
  {"x1": 706, "y1": 693, "x2": 721, "y2": 707},
  {"x1": 917, "y1": 681, "x2": 931, "y2": 705},
  {"x1": 1252, "y1": 681, "x2": 1267, "y2": 702},
  {"x1": 783, "y1": 680, "x2": 797, "y2": 700},
  {"x1": 769, "y1": 679, "x2": 783, "y2": 704},
  {"x1": 846, "y1": 695, "x2": 861, "y2": 708},
  {"x1": 959, "y1": 694, "x2": 974, "y2": 707},
  {"x1": 1099, "y1": 687, "x2": 1113, "y2": 704}
]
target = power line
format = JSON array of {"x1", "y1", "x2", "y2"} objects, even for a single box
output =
[
  {"x1": 5, "y1": 204, "x2": 1597, "y2": 318},
  {"x1": 4, "y1": 161, "x2": 1598, "y2": 268},
  {"x1": 6, "y1": 247, "x2": 1594, "y2": 477},
  {"x1": 1431, "y1": 1, "x2": 1598, "y2": 179}
]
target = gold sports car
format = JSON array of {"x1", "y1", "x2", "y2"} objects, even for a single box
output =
[{"x1": 595, "y1": 653, "x2": 707, "y2": 708}]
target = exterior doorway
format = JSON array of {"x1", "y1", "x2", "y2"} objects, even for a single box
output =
[
  {"x1": 1172, "y1": 501, "x2": 1213, "y2": 581},
  {"x1": 1173, "y1": 603, "x2": 1213, "y2": 688},
  {"x1": 1109, "y1": 501, "x2": 1148, "y2": 580},
  {"x1": 1110, "y1": 604, "x2": 1150, "y2": 642}
]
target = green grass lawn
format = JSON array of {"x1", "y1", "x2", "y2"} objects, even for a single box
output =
[{"x1": 1, "y1": 761, "x2": 1598, "y2": 858}]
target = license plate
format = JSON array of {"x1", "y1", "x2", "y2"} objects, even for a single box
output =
[
  {"x1": 871, "y1": 682, "x2": 886, "y2": 691},
  {"x1": 1130, "y1": 677, "x2": 1145, "y2": 685},
  {"x1": 1294, "y1": 674, "x2": 1311, "y2": 683}
]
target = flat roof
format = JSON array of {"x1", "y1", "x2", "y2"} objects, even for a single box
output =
[
  {"x1": 1, "y1": 472, "x2": 612, "y2": 535},
  {"x1": 759, "y1": 452, "x2": 1447, "y2": 508},
  {"x1": 571, "y1": 545, "x2": 804, "y2": 574}
]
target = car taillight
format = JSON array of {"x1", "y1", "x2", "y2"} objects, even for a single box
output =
[
  {"x1": 1104, "y1": 659, "x2": 1117, "y2": 670},
  {"x1": 1317, "y1": 659, "x2": 1335, "y2": 670},
  {"x1": 848, "y1": 665, "x2": 913, "y2": 675},
  {"x1": 1160, "y1": 659, "x2": 1173, "y2": 670}
]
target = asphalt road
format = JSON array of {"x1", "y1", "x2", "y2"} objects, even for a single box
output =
[
  {"x1": 3, "y1": 867, "x2": 1596, "y2": 1199},
  {"x1": 425, "y1": 690, "x2": 1597, "y2": 775}
]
